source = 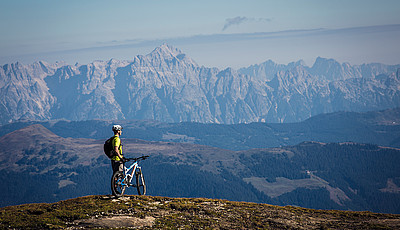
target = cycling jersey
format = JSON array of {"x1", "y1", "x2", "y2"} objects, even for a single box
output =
[{"x1": 111, "y1": 135, "x2": 123, "y2": 161}]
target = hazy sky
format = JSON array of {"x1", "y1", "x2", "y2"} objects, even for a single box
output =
[{"x1": 1, "y1": 0, "x2": 399, "y2": 69}]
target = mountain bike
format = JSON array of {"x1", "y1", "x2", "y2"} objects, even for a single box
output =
[{"x1": 111, "y1": 155, "x2": 149, "y2": 197}]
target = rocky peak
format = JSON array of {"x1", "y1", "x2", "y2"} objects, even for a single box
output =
[
  {"x1": 310, "y1": 57, "x2": 363, "y2": 80},
  {"x1": 288, "y1": 59, "x2": 306, "y2": 68},
  {"x1": 238, "y1": 59, "x2": 307, "y2": 82},
  {"x1": 0, "y1": 45, "x2": 400, "y2": 125},
  {"x1": 153, "y1": 44, "x2": 182, "y2": 56},
  {"x1": 146, "y1": 44, "x2": 198, "y2": 70},
  {"x1": 270, "y1": 65, "x2": 313, "y2": 87},
  {"x1": 311, "y1": 57, "x2": 342, "y2": 80}
]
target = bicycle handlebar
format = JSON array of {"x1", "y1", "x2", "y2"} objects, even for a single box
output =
[{"x1": 125, "y1": 155, "x2": 149, "y2": 162}]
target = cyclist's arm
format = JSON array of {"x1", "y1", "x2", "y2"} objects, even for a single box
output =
[{"x1": 114, "y1": 145, "x2": 124, "y2": 160}]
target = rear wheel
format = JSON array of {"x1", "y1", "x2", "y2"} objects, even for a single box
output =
[
  {"x1": 136, "y1": 169, "x2": 146, "y2": 195},
  {"x1": 111, "y1": 171, "x2": 126, "y2": 197}
]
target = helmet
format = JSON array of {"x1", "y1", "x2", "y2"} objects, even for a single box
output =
[{"x1": 112, "y1": 125, "x2": 123, "y2": 132}]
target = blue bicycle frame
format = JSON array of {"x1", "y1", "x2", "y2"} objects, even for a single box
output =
[
  {"x1": 121, "y1": 160, "x2": 140, "y2": 187},
  {"x1": 111, "y1": 155, "x2": 148, "y2": 196}
]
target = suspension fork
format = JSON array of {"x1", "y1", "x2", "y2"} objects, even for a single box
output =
[{"x1": 135, "y1": 165, "x2": 142, "y2": 175}]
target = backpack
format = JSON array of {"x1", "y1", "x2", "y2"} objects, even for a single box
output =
[{"x1": 104, "y1": 136, "x2": 116, "y2": 158}]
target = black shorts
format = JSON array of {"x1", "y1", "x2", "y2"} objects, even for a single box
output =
[{"x1": 111, "y1": 160, "x2": 123, "y2": 174}]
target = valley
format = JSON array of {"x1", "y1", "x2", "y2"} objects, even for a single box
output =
[{"x1": 1, "y1": 118, "x2": 399, "y2": 213}]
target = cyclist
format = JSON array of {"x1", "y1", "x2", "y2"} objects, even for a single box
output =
[{"x1": 111, "y1": 125, "x2": 125, "y2": 174}]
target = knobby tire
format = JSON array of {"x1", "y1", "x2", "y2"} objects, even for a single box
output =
[
  {"x1": 136, "y1": 170, "x2": 146, "y2": 195},
  {"x1": 111, "y1": 171, "x2": 126, "y2": 197}
]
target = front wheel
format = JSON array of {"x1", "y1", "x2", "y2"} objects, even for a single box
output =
[
  {"x1": 136, "y1": 169, "x2": 146, "y2": 195},
  {"x1": 111, "y1": 171, "x2": 126, "y2": 197}
]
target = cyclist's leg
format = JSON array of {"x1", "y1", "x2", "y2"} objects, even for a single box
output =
[
  {"x1": 111, "y1": 160, "x2": 124, "y2": 195},
  {"x1": 111, "y1": 160, "x2": 124, "y2": 173},
  {"x1": 111, "y1": 160, "x2": 117, "y2": 174},
  {"x1": 117, "y1": 161, "x2": 123, "y2": 172}
]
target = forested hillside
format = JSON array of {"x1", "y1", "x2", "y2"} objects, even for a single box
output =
[{"x1": 1, "y1": 124, "x2": 399, "y2": 213}]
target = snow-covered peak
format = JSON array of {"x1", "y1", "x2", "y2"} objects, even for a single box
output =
[{"x1": 147, "y1": 44, "x2": 198, "y2": 68}]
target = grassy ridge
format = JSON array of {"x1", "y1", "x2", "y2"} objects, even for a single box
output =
[{"x1": 1, "y1": 195, "x2": 399, "y2": 229}]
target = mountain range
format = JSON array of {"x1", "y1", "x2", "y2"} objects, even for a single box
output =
[
  {"x1": 1, "y1": 44, "x2": 400, "y2": 215},
  {"x1": 1, "y1": 44, "x2": 399, "y2": 125}
]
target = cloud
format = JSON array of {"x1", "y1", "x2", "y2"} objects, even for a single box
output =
[
  {"x1": 222, "y1": 16, "x2": 248, "y2": 31},
  {"x1": 222, "y1": 16, "x2": 273, "y2": 31},
  {"x1": 257, "y1": 17, "x2": 273, "y2": 23},
  {"x1": 4, "y1": 24, "x2": 399, "y2": 68}
]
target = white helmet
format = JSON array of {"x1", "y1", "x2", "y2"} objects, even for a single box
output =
[{"x1": 112, "y1": 125, "x2": 123, "y2": 132}]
